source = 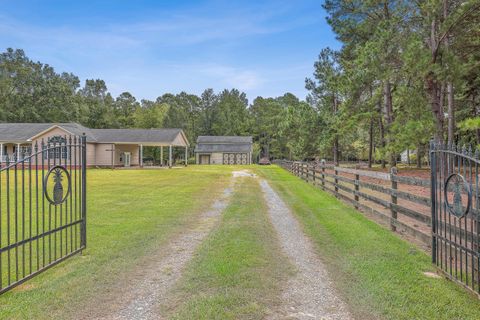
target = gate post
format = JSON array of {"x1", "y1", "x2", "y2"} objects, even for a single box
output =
[
  {"x1": 430, "y1": 140, "x2": 437, "y2": 264},
  {"x1": 390, "y1": 167, "x2": 398, "y2": 232}
]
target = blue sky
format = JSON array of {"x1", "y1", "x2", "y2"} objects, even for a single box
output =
[{"x1": 0, "y1": 0, "x2": 339, "y2": 102}]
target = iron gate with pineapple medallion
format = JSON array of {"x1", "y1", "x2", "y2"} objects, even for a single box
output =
[
  {"x1": 430, "y1": 141, "x2": 480, "y2": 294},
  {"x1": 0, "y1": 135, "x2": 87, "y2": 294}
]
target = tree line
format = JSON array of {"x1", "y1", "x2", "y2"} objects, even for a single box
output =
[
  {"x1": 2, "y1": 0, "x2": 479, "y2": 166},
  {"x1": 0, "y1": 48, "x2": 317, "y2": 161},
  {"x1": 307, "y1": 0, "x2": 480, "y2": 167}
]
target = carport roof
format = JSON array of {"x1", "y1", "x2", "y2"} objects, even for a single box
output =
[{"x1": 90, "y1": 128, "x2": 187, "y2": 145}]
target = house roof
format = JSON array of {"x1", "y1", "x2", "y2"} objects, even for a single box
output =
[
  {"x1": 90, "y1": 128, "x2": 187, "y2": 145},
  {"x1": 0, "y1": 123, "x2": 97, "y2": 142},
  {"x1": 0, "y1": 123, "x2": 188, "y2": 145},
  {"x1": 196, "y1": 136, "x2": 252, "y2": 144},
  {"x1": 195, "y1": 136, "x2": 253, "y2": 153}
]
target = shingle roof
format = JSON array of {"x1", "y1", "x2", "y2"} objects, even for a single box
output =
[
  {"x1": 0, "y1": 123, "x2": 186, "y2": 145},
  {"x1": 196, "y1": 136, "x2": 252, "y2": 144},
  {"x1": 0, "y1": 123, "x2": 97, "y2": 142},
  {"x1": 90, "y1": 128, "x2": 184, "y2": 144}
]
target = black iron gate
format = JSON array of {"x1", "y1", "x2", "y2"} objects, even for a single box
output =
[
  {"x1": 430, "y1": 141, "x2": 480, "y2": 294},
  {"x1": 0, "y1": 135, "x2": 86, "y2": 294}
]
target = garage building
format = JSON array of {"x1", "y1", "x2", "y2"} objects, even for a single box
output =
[{"x1": 194, "y1": 136, "x2": 253, "y2": 165}]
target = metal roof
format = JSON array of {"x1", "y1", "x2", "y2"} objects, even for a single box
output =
[
  {"x1": 196, "y1": 136, "x2": 252, "y2": 144},
  {"x1": 195, "y1": 136, "x2": 253, "y2": 153},
  {"x1": 0, "y1": 123, "x2": 187, "y2": 145},
  {"x1": 195, "y1": 143, "x2": 252, "y2": 153}
]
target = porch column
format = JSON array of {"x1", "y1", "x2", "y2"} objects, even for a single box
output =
[
  {"x1": 160, "y1": 146, "x2": 164, "y2": 166},
  {"x1": 140, "y1": 144, "x2": 143, "y2": 167},
  {"x1": 17, "y1": 143, "x2": 20, "y2": 161},
  {"x1": 0, "y1": 143, "x2": 3, "y2": 163},
  {"x1": 185, "y1": 146, "x2": 188, "y2": 167},
  {"x1": 111, "y1": 143, "x2": 115, "y2": 169},
  {"x1": 169, "y1": 145, "x2": 172, "y2": 168}
]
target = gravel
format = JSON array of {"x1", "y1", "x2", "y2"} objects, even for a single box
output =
[
  {"x1": 86, "y1": 181, "x2": 234, "y2": 320},
  {"x1": 260, "y1": 179, "x2": 353, "y2": 320}
]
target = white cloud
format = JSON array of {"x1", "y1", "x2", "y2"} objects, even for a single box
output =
[{"x1": 0, "y1": 0, "x2": 323, "y2": 101}]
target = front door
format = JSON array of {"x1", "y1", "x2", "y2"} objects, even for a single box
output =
[
  {"x1": 200, "y1": 155, "x2": 210, "y2": 164},
  {"x1": 124, "y1": 152, "x2": 131, "y2": 167}
]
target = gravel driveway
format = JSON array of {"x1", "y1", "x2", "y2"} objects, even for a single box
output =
[
  {"x1": 260, "y1": 179, "x2": 353, "y2": 320},
  {"x1": 85, "y1": 182, "x2": 234, "y2": 320}
]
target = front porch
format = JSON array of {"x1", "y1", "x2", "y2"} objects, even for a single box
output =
[{"x1": 0, "y1": 142, "x2": 32, "y2": 163}]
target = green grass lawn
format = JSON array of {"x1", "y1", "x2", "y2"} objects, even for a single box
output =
[
  {"x1": 256, "y1": 165, "x2": 480, "y2": 320},
  {"x1": 165, "y1": 176, "x2": 290, "y2": 319},
  {"x1": 0, "y1": 166, "x2": 233, "y2": 320},
  {"x1": 2, "y1": 165, "x2": 480, "y2": 320}
]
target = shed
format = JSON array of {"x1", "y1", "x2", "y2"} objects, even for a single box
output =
[{"x1": 194, "y1": 136, "x2": 253, "y2": 165}]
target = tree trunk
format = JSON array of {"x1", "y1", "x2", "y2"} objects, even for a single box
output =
[
  {"x1": 383, "y1": 81, "x2": 396, "y2": 167},
  {"x1": 368, "y1": 117, "x2": 374, "y2": 168},
  {"x1": 333, "y1": 136, "x2": 339, "y2": 166},
  {"x1": 333, "y1": 93, "x2": 339, "y2": 166},
  {"x1": 417, "y1": 144, "x2": 422, "y2": 168},
  {"x1": 407, "y1": 149, "x2": 410, "y2": 166},
  {"x1": 447, "y1": 82, "x2": 455, "y2": 145},
  {"x1": 428, "y1": 77, "x2": 444, "y2": 143},
  {"x1": 379, "y1": 114, "x2": 386, "y2": 169}
]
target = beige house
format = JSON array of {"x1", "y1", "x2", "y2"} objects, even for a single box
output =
[
  {"x1": 194, "y1": 136, "x2": 253, "y2": 164},
  {"x1": 0, "y1": 123, "x2": 189, "y2": 167}
]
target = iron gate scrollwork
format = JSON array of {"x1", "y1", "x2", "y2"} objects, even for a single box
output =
[
  {"x1": 430, "y1": 141, "x2": 480, "y2": 294},
  {"x1": 0, "y1": 135, "x2": 87, "y2": 295}
]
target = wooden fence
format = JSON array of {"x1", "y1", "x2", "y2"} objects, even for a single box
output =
[{"x1": 274, "y1": 160, "x2": 432, "y2": 245}]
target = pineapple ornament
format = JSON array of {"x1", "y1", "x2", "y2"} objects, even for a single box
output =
[
  {"x1": 445, "y1": 173, "x2": 471, "y2": 219},
  {"x1": 44, "y1": 165, "x2": 71, "y2": 205},
  {"x1": 53, "y1": 168, "x2": 64, "y2": 204}
]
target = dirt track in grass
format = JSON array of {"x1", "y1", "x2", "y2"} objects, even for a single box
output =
[
  {"x1": 260, "y1": 179, "x2": 353, "y2": 320},
  {"x1": 83, "y1": 180, "x2": 234, "y2": 320}
]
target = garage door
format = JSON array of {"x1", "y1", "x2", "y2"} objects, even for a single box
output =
[{"x1": 223, "y1": 153, "x2": 248, "y2": 164}]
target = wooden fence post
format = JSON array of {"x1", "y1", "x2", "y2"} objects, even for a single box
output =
[
  {"x1": 321, "y1": 160, "x2": 326, "y2": 189},
  {"x1": 354, "y1": 173, "x2": 360, "y2": 209},
  {"x1": 334, "y1": 167, "x2": 339, "y2": 194},
  {"x1": 312, "y1": 164, "x2": 316, "y2": 185},
  {"x1": 390, "y1": 167, "x2": 398, "y2": 231}
]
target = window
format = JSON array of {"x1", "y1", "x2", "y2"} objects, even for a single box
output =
[
  {"x1": 44, "y1": 136, "x2": 69, "y2": 160},
  {"x1": 20, "y1": 146, "x2": 31, "y2": 156}
]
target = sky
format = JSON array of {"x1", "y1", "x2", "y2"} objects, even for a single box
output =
[{"x1": 0, "y1": 0, "x2": 340, "y2": 102}]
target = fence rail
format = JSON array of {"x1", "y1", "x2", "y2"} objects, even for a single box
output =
[{"x1": 274, "y1": 160, "x2": 432, "y2": 245}]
